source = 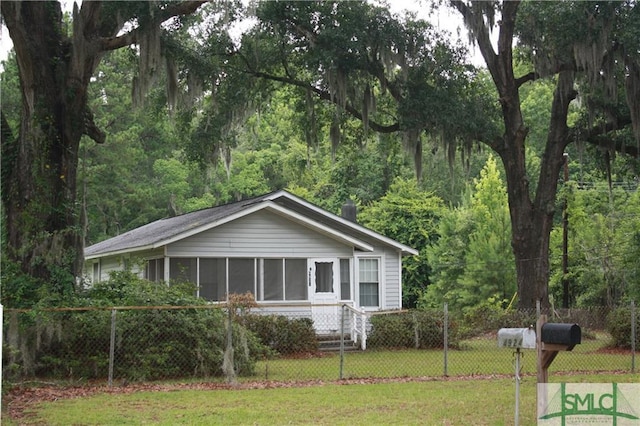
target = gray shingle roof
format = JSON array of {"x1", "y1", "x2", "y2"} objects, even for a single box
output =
[
  {"x1": 84, "y1": 194, "x2": 269, "y2": 258},
  {"x1": 84, "y1": 190, "x2": 418, "y2": 259}
]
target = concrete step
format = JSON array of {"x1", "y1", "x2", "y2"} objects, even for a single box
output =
[{"x1": 318, "y1": 336, "x2": 359, "y2": 351}]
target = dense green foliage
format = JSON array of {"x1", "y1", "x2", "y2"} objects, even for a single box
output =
[
  {"x1": 421, "y1": 156, "x2": 516, "y2": 311},
  {"x1": 606, "y1": 306, "x2": 640, "y2": 349},
  {"x1": 358, "y1": 178, "x2": 445, "y2": 308},
  {"x1": 2, "y1": 272, "x2": 266, "y2": 381},
  {"x1": 1, "y1": 1, "x2": 638, "y2": 312},
  {"x1": 242, "y1": 315, "x2": 319, "y2": 356},
  {"x1": 367, "y1": 310, "x2": 459, "y2": 349}
]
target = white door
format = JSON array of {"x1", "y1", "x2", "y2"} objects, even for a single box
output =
[{"x1": 309, "y1": 258, "x2": 339, "y2": 333}]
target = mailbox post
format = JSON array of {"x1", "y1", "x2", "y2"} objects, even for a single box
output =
[{"x1": 497, "y1": 327, "x2": 536, "y2": 426}]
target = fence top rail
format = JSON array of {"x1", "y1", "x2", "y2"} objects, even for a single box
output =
[
  {"x1": 2, "y1": 304, "x2": 228, "y2": 313},
  {"x1": 4, "y1": 302, "x2": 344, "y2": 313}
]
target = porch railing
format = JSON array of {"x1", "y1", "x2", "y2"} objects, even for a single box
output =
[{"x1": 342, "y1": 304, "x2": 368, "y2": 350}]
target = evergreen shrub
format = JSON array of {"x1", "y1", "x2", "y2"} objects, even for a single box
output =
[
  {"x1": 367, "y1": 310, "x2": 458, "y2": 349},
  {"x1": 606, "y1": 307, "x2": 639, "y2": 349},
  {"x1": 5, "y1": 271, "x2": 266, "y2": 381},
  {"x1": 459, "y1": 302, "x2": 535, "y2": 338},
  {"x1": 243, "y1": 314, "x2": 318, "y2": 356}
]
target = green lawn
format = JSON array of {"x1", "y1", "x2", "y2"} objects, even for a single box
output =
[
  {"x1": 253, "y1": 332, "x2": 634, "y2": 381},
  {"x1": 8, "y1": 373, "x2": 639, "y2": 425},
  {"x1": 3, "y1": 333, "x2": 637, "y2": 425}
]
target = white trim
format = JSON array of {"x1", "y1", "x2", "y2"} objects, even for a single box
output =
[
  {"x1": 158, "y1": 201, "x2": 374, "y2": 252},
  {"x1": 91, "y1": 201, "x2": 375, "y2": 258},
  {"x1": 85, "y1": 245, "x2": 155, "y2": 260},
  {"x1": 266, "y1": 191, "x2": 419, "y2": 256},
  {"x1": 397, "y1": 254, "x2": 402, "y2": 309},
  {"x1": 355, "y1": 255, "x2": 382, "y2": 311}
]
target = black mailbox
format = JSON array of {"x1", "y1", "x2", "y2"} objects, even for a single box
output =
[{"x1": 541, "y1": 323, "x2": 581, "y2": 347}]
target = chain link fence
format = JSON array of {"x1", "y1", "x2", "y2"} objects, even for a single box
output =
[{"x1": 2, "y1": 302, "x2": 637, "y2": 386}]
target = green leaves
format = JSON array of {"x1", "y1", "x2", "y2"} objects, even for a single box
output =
[{"x1": 422, "y1": 155, "x2": 515, "y2": 312}]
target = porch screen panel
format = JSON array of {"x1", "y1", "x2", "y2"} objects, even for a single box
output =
[
  {"x1": 170, "y1": 258, "x2": 196, "y2": 284},
  {"x1": 340, "y1": 259, "x2": 351, "y2": 300},
  {"x1": 263, "y1": 259, "x2": 283, "y2": 301},
  {"x1": 92, "y1": 262, "x2": 101, "y2": 283},
  {"x1": 145, "y1": 259, "x2": 165, "y2": 282},
  {"x1": 228, "y1": 258, "x2": 255, "y2": 297},
  {"x1": 200, "y1": 258, "x2": 225, "y2": 301},
  {"x1": 285, "y1": 259, "x2": 307, "y2": 300},
  {"x1": 315, "y1": 262, "x2": 333, "y2": 293}
]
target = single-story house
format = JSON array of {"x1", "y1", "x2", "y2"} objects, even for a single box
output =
[{"x1": 83, "y1": 190, "x2": 417, "y2": 334}]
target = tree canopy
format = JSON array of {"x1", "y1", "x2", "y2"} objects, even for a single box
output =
[{"x1": 1, "y1": 0, "x2": 638, "y2": 310}]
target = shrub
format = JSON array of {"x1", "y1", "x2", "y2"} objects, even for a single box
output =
[
  {"x1": 459, "y1": 302, "x2": 535, "y2": 338},
  {"x1": 367, "y1": 310, "x2": 458, "y2": 349},
  {"x1": 243, "y1": 314, "x2": 318, "y2": 356},
  {"x1": 5, "y1": 273, "x2": 267, "y2": 382},
  {"x1": 114, "y1": 307, "x2": 264, "y2": 380},
  {"x1": 606, "y1": 307, "x2": 639, "y2": 349}
]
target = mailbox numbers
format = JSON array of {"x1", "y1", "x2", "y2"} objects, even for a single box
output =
[{"x1": 502, "y1": 338, "x2": 523, "y2": 348}]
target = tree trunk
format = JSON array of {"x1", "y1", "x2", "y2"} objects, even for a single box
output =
[
  {"x1": 453, "y1": 0, "x2": 576, "y2": 308},
  {"x1": 1, "y1": 1, "x2": 99, "y2": 290}
]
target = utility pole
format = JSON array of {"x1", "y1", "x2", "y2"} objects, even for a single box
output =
[{"x1": 562, "y1": 153, "x2": 570, "y2": 309}]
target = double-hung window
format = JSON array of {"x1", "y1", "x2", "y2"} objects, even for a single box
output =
[{"x1": 359, "y1": 258, "x2": 379, "y2": 307}]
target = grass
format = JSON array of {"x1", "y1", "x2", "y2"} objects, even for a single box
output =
[
  {"x1": 3, "y1": 333, "x2": 637, "y2": 425},
  {"x1": 252, "y1": 332, "x2": 634, "y2": 381},
  {"x1": 9, "y1": 373, "x2": 639, "y2": 425}
]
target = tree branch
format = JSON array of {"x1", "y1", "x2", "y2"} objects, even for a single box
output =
[
  {"x1": 246, "y1": 69, "x2": 400, "y2": 133},
  {"x1": 450, "y1": 0, "x2": 499, "y2": 75},
  {"x1": 99, "y1": 1, "x2": 208, "y2": 52},
  {"x1": 515, "y1": 72, "x2": 536, "y2": 88},
  {"x1": 577, "y1": 118, "x2": 639, "y2": 158},
  {"x1": 83, "y1": 107, "x2": 106, "y2": 144}
]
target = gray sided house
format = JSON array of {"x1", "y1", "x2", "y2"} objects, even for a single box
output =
[{"x1": 83, "y1": 190, "x2": 417, "y2": 335}]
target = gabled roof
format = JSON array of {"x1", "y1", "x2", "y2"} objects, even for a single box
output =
[{"x1": 84, "y1": 190, "x2": 418, "y2": 260}]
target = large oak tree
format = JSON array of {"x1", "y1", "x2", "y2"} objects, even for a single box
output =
[
  {"x1": 1, "y1": 1, "x2": 206, "y2": 298},
  {"x1": 196, "y1": 0, "x2": 638, "y2": 308},
  {"x1": 452, "y1": 0, "x2": 639, "y2": 307}
]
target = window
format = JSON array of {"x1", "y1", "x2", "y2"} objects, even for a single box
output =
[
  {"x1": 263, "y1": 259, "x2": 283, "y2": 301},
  {"x1": 200, "y1": 258, "x2": 225, "y2": 301},
  {"x1": 169, "y1": 258, "x2": 196, "y2": 283},
  {"x1": 340, "y1": 259, "x2": 351, "y2": 300},
  {"x1": 145, "y1": 258, "x2": 165, "y2": 282},
  {"x1": 165, "y1": 256, "x2": 310, "y2": 302},
  {"x1": 228, "y1": 258, "x2": 255, "y2": 296},
  {"x1": 92, "y1": 262, "x2": 101, "y2": 283},
  {"x1": 285, "y1": 259, "x2": 307, "y2": 300},
  {"x1": 314, "y1": 262, "x2": 334, "y2": 293},
  {"x1": 359, "y1": 258, "x2": 379, "y2": 307}
]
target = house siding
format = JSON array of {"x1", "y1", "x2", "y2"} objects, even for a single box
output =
[
  {"x1": 84, "y1": 248, "x2": 164, "y2": 283},
  {"x1": 167, "y1": 210, "x2": 353, "y2": 258},
  {"x1": 383, "y1": 247, "x2": 402, "y2": 309}
]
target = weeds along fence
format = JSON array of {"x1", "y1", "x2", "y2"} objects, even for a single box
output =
[{"x1": 1, "y1": 302, "x2": 637, "y2": 386}]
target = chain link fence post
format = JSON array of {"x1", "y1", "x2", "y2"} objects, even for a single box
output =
[
  {"x1": 632, "y1": 300, "x2": 636, "y2": 373},
  {"x1": 340, "y1": 304, "x2": 345, "y2": 380},
  {"x1": 108, "y1": 308, "x2": 117, "y2": 387},
  {"x1": 443, "y1": 303, "x2": 448, "y2": 377},
  {"x1": 1, "y1": 303, "x2": 3, "y2": 412}
]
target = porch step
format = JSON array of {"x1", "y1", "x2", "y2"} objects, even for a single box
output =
[{"x1": 317, "y1": 334, "x2": 359, "y2": 352}]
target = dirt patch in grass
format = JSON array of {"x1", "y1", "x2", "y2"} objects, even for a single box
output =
[{"x1": 592, "y1": 346, "x2": 633, "y2": 355}]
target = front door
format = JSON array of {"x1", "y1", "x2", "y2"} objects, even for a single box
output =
[{"x1": 309, "y1": 258, "x2": 339, "y2": 333}]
